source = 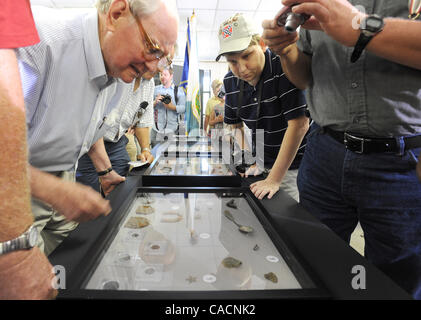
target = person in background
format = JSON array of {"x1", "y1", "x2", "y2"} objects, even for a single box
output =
[
  {"x1": 77, "y1": 70, "x2": 157, "y2": 195},
  {"x1": 0, "y1": 0, "x2": 56, "y2": 299},
  {"x1": 217, "y1": 13, "x2": 309, "y2": 202},
  {"x1": 17, "y1": 0, "x2": 178, "y2": 255},
  {"x1": 262, "y1": 0, "x2": 421, "y2": 299},
  {"x1": 204, "y1": 79, "x2": 224, "y2": 136},
  {"x1": 150, "y1": 66, "x2": 186, "y2": 147}
]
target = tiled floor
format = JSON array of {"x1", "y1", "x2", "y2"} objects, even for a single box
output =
[{"x1": 350, "y1": 223, "x2": 365, "y2": 256}]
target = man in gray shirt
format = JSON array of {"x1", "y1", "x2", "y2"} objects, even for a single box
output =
[
  {"x1": 18, "y1": 0, "x2": 178, "y2": 255},
  {"x1": 262, "y1": 0, "x2": 421, "y2": 299}
]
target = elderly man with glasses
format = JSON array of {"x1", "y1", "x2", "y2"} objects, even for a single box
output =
[{"x1": 16, "y1": 0, "x2": 178, "y2": 256}]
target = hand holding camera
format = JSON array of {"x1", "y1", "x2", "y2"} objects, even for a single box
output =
[
  {"x1": 159, "y1": 94, "x2": 172, "y2": 105},
  {"x1": 276, "y1": 5, "x2": 310, "y2": 33}
]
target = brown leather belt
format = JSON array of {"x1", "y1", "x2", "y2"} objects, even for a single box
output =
[{"x1": 324, "y1": 127, "x2": 421, "y2": 154}]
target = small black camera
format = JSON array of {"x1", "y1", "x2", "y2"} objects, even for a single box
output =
[{"x1": 160, "y1": 94, "x2": 172, "y2": 105}]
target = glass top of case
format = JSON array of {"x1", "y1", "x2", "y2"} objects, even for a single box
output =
[
  {"x1": 85, "y1": 192, "x2": 305, "y2": 291},
  {"x1": 166, "y1": 142, "x2": 214, "y2": 153},
  {"x1": 149, "y1": 157, "x2": 233, "y2": 176}
]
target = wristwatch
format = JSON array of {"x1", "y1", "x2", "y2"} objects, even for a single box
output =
[
  {"x1": 97, "y1": 167, "x2": 113, "y2": 176},
  {"x1": 351, "y1": 14, "x2": 384, "y2": 63},
  {"x1": 0, "y1": 225, "x2": 38, "y2": 255},
  {"x1": 141, "y1": 147, "x2": 151, "y2": 153}
]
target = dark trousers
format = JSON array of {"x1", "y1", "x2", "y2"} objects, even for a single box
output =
[
  {"x1": 297, "y1": 124, "x2": 421, "y2": 300},
  {"x1": 76, "y1": 135, "x2": 130, "y2": 192}
]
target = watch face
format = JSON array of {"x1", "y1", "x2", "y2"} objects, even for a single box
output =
[
  {"x1": 28, "y1": 227, "x2": 38, "y2": 247},
  {"x1": 365, "y1": 16, "x2": 384, "y2": 33}
]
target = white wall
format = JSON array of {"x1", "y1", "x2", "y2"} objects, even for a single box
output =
[{"x1": 173, "y1": 60, "x2": 229, "y2": 89}]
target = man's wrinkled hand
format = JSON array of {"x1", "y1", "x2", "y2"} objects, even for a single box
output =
[
  {"x1": 282, "y1": 0, "x2": 363, "y2": 47},
  {"x1": 99, "y1": 170, "x2": 126, "y2": 196},
  {"x1": 50, "y1": 180, "x2": 112, "y2": 222},
  {"x1": 261, "y1": 15, "x2": 300, "y2": 57},
  {"x1": 137, "y1": 150, "x2": 154, "y2": 163},
  {"x1": 0, "y1": 248, "x2": 57, "y2": 300}
]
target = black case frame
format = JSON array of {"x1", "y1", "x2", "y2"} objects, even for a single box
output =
[{"x1": 57, "y1": 181, "x2": 330, "y2": 300}]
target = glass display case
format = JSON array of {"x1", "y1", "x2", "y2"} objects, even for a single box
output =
[
  {"x1": 162, "y1": 140, "x2": 222, "y2": 158},
  {"x1": 142, "y1": 155, "x2": 241, "y2": 187},
  {"x1": 64, "y1": 187, "x2": 329, "y2": 299}
]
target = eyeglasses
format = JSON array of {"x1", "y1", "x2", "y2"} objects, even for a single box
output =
[
  {"x1": 137, "y1": 19, "x2": 172, "y2": 70},
  {"x1": 157, "y1": 55, "x2": 173, "y2": 71}
]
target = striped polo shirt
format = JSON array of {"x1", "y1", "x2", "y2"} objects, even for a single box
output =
[{"x1": 224, "y1": 49, "x2": 307, "y2": 169}]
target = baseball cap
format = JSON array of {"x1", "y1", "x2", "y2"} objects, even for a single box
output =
[{"x1": 215, "y1": 13, "x2": 259, "y2": 61}]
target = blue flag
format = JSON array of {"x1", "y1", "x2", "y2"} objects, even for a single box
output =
[{"x1": 181, "y1": 13, "x2": 201, "y2": 135}]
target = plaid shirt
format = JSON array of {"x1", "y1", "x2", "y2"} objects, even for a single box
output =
[{"x1": 103, "y1": 78, "x2": 154, "y2": 143}]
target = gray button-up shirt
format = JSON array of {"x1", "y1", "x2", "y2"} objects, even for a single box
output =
[
  {"x1": 297, "y1": 0, "x2": 421, "y2": 137},
  {"x1": 17, "y1": 7, "x2": 117, "y2": 171}
]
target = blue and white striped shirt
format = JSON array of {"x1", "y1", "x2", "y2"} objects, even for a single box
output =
[
  {"x1": 224, "y1": 49, "x2": 307, "y2": 168},
  {"x1": 17, "y1": 7, "x2": 117, "y2": 172},
  {"x1": 103, "y1": 78, "x2": 155, "y2": 143},
  {"x1": 153, "y1": 84, "x2": 186, "y2": 133}
]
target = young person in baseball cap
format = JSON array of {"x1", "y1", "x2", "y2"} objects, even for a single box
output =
[{"x1": 217, "y1": 13, "x2": 309, "y2": 201}]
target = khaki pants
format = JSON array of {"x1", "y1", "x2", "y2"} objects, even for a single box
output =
[
  {"x1": 31, "y1": 171, "x2": 78, "y2": 256},
  {"x1": 279, "y1": 169, "x2": 299, "y2": 202},
  {"x1": 125, "y1": 133, "x2": 137, "y2": 162}
]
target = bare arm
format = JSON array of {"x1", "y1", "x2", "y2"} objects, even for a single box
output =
[
  {"x1": 0, "y1": 49, "x2": 56, "y2": 300},
  {"x1": 359, "y1": 18, "x2": 421, "y2": 70},
  {"x1": 209, "y1": 111, "x2": 224, "y2": 126},
  {"x1": 284, "y1": 0, "x2": 421, "y2": 70},
  {"x1": 87, "y1": 138, "x2": 126, "y2": 196},
  {"x1": 250, "y1": 115, "x2": 309, "y2": 199},
  {"x1": 135, "y1": 127, "x2": 154, "y2": 163},
  {"x1": 0, "y1": 50, "x2": 32, "y2": 241},
  {"x1": 30, "y1": 166, "x2": 111, "y2": 222}
]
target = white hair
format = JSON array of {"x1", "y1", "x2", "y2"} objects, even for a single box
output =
[{"x1": 96, "y1": 0, "x2": 166, "y2": 18}]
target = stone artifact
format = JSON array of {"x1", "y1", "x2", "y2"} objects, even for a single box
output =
[
  {"x1": 124, "y1": 217, "x2": 150, "y2": 229},
  {"x1": 136, "y1": 205, "x2": 154, "y2": 215},
  {"x1": 222, "y1": 257, "x2": 242, "y2": 269},
  {"x1": 264, "y1": 272, "x2": 278, "y2": 283}
]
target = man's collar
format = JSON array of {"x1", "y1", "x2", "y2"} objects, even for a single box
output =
[{"x1": 83, "y1": 12, "x2": 109, "y2": 87}]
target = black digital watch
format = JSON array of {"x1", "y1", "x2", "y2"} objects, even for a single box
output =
[{"x1": 351, "y1": 14, "x2": 385, "y2": 63}]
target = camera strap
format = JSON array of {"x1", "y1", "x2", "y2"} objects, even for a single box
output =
[{"x1": 174, "y1": 85, "x2": 179, "y2": 105}]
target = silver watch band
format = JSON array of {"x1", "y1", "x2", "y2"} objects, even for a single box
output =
[
  {"x1": 0, "y1": 237, "x2": 27, "y2": 255},
  {"x1": 0, "y1": 225, "x2": 37, "y2": 256}
]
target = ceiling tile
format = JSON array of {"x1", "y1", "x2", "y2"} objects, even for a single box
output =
[
  {"x1": 177, "y1": 0, "x2": 218, "y2": 10},
  {"x1": 217, "y1": 0, "x2": 260, "y2": 11},
  {"x1": 178, "y1": 9, "x2": 216, "y2": 32},
  {"x1": 30, "y1": 0, "x2": 287, "y2": 62},
  {"x1": 213, "y1": 11, "x2": 256, "y2": 31},
  {"x1": 52, "y1": 0, "x2": 95, "y2": 7},
  {"x1": 257, "y1": 0, "x2": 285, "y2": 11},
  {"x1": 252, "y1": 11, "x2": 279, "y2": 33}
]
